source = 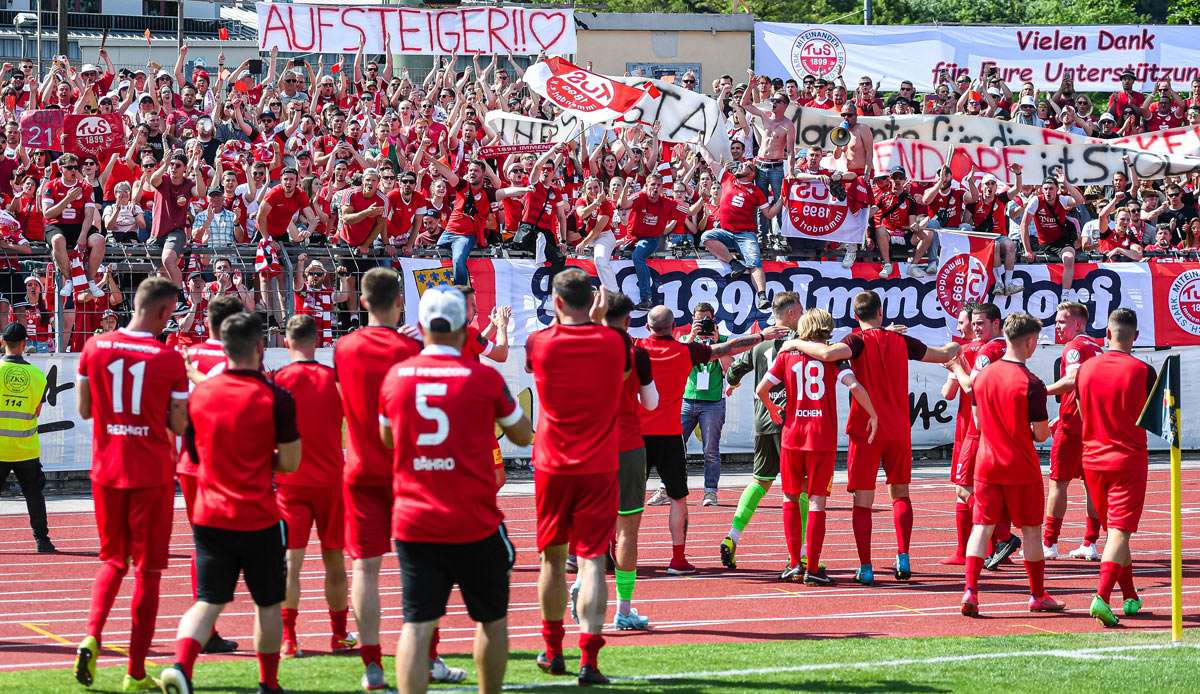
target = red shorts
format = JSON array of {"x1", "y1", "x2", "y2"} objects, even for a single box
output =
[
  {"x1": 179, "y1": 472, "x2": 198, "y2": 523},
  {"x1": 1049, "y1": 428, "x2": 1084, "y2": 481},
  {"x1": 951, "y1": 435, "x2": 979, "y2": 488},
  {"x1": 972, "y1": 480, "x2": 1044, "y2": 528},
  {"x1": 534, "y1": 470, "x2": 617, "y2": 558},
  {"x1": 93, "y1": 482, "x2": 174, "y2": 572},
  {"x1": 1084, "y1": 467, "x2": 1147, "y2": 533},
  {"x1": 846, "y1": 435, "x2": 911, "y2": 492},
  {"x1": 279, "y1": 484, "x2": 345, "y2": 551},
  {"x1": 343, "y1": 483, "x2": 393, "y2": 560},
  {"x1": 781, "y1": 448, "x2": 835, "y2": 498}
]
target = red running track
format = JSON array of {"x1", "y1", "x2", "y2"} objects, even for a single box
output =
[{"x1": 0, "y1": 465, "x2": 1197, "y2": 672}]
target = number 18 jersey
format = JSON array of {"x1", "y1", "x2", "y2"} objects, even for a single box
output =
[{"x1": 764, "y1": 351, "x2": 851, "y2": 451}]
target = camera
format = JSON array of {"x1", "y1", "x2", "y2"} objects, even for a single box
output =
[{"x1": 697, "y1": 317, "x2": 716, "y2": 335}]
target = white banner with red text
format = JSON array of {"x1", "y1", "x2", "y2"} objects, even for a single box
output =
[
  {"x1": 793, "y1": 110, "x2": 1200, "y2": 183},
  {"x1": 255, "y1": 2, "x2": 575, "y2": 55},
  {"x1": 35, "y1": 342, "x2": 1194, "y2": 473},
  {"x1": 777, "y1": 177, "x2": 869, "y2": 244},
  {"x1": 755, "y1": 22, "x2": 1200, "y2": 91}
]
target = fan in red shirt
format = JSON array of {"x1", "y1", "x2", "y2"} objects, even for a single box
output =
[
  {"x1": 273, "y1": 315, "x2": 354, "y2": 659},
  {"x1": 699, "y1": 163, "x2": 773, "y2": 308},
  {"x1": 379, "y1": 286, "x2": 532, "y2": 694},
  {"x1": 73, "y1": 278, "x2": 189, "y2": 690},
  {"x1": 618, "y1": 174, "x2": 681, "y2": 308},
  {"x1": 1076, "y1": 308, "x2": 1156, "y2": 628},
  {"x1": 781, "y1": 290, "x2": 958, "y2": 586},
  {"x1": 758, "y1": 308, "x2": 878, "y2": 586},
  {"x1": 160, "y1": 313, "x2": 300, "y2": 694},
  {"x1": 945, "y1": 303, "x2": 1017, "y2": 569},
  {"x1": 961, "y1": 312, "x2": 1064, "y2": 618},
  {"x1": 526, "y1": 270, "x2": 628, "y2": 686},
  {"x1": 256, "y1": 168, "x2": 319, "y2": 328},
  {"x1": 41, "y1": 153, "x2": 101, "y2": 299},
  {"x1": 872, "y1": 167, "x2": 933, "y2": 280},
  {"x1": 428, "y1": 158, "x2": 530, "y2": 287},
  {"x1": 1020, "y1": 177, "x2": 1086, "y2": 300},
  {"x1": 384, "y1": 171, "x2": 427, "y2": 255},
  {"x1": 338, "y1": 169, "x2": 389, "y2": 314},
  {"x1": 1042, "y1": 302, "x2": 1106, "y2": 561},
  {"x1": 332, "y1": 267, "x2": 423, "y2": 692},
  {"x1": 514, "y1": 145, "x2": 569, "y2": 274}
]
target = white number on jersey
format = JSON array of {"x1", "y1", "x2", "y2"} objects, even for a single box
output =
[
  {"x1": 415, "y1": 382, "x2": 449, "y2": 446},
  {"x1": 794, "y1": 360, "x2": 826, "y2": 401},
  {"x1": 106, "y1": 358, "x2": 147, "y2": 415}
]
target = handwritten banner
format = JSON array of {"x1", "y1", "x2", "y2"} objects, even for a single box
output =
[
  {"x1": 63, "y1": 114, "x2": 124, "y2": 162},
  {"x1": 479, "y1": 143, "x2": 554, "y2": 158},
  {"x1": 756, "y1": 22, "x2": 1200, "y2": 90},
  {"x1": 19, "y1": 109, "x2": 64, "y2": 150},
  {"x1": 255, "y1": 2, "x2": 576, "y2": 55}
]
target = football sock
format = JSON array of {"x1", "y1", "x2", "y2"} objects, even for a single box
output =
[
  {"x1": 429, "y1": 627, "x2": 440, "y2": 660},
  {"x1": 257, "y1": 651, "x2": 280, "y2": 690},
  {"x1": 782, "y1": 500, "x2": 802, "y2": 568},
  {"x1": 1084, "y1": 515, "x2": 1102, "y2": 546},
  {"x1": 965, "y1": 555, "x2": 984, "y2": 593},
  {"x1": 360, "y1": 643, "x2": 382, "y2": 668},
  {"x1": 86, "y1": 562, "x2": 127, "y2": 638},
  {"x1": 281, "y1": 608, "x2": 298, "y2": 644},
  {"x1": 1098, "y1": 561, "x2": 1122, "y2": 602},
  {"x1": 1024, "y1": 559, "x2": 1046, "y2": 598},
  {"x1": 330, "y1": 608, "x2": 349, "y2": 639},
  {"x1": 954, "y1": 501, "x2": 972, "y2": 558},
  {"x1": 541, "y1": 619, "x2": 565, "y2": 660},
  {"x1": 851, "y1": 505, "x2": 873, "y2": 565},
  {"x1": 127, "y1": 570, "x2": 160, "y2": 681},
  {"x1": 175, "y1": 637, "x2": 203, "y2": 679},
  {"x1": 1043, "y1": 514, "x2": 1064, "y2": 547},
  {"x1": 805, "y1": 510, "x2": 827, "y2": 571},
  {"x1": 891, "y1": 497, "x2": 913, "y2": 554},
  {"x1": 730, "y1": 482, "x2": 768, "y2": 540},
  {"x1": 671, "y1": 544, "x2": 687, "y2": 564},
  {"x1": 1119, "y1": 562, "x2": 1138, "y2": 600},
  {"x1": 579, "y1": 632, "x2": 605, "y2": 669},
  {"x1": 614, "y1": 569, "x2": 636, "y2": 615}
]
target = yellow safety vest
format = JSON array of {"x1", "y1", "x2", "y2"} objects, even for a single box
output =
[{"x1": 0, "y1": 357, "x2": 47, "y2": 463}]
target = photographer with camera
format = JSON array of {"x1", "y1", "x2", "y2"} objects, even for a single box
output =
[{"x1": 680, "y1": 304, "x2": 731, "y2": 508}]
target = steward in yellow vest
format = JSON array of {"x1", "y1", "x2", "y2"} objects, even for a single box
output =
[{"x1": 0, "y1": 323, "x2": 53, "y2": 553}]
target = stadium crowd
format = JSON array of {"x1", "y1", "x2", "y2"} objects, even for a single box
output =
[{"x1": 0, "y1": 48, "x2": 1196, "y2": 348}]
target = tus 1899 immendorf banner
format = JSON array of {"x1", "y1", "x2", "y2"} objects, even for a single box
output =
[{"x1": 755, "y1": 23, "x2": 1200, "y2": 91}]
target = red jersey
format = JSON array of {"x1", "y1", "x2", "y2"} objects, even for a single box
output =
[
  {"x1": 1026, "y1": 194, "x2": 1075, "y2": 245},
  {"x1": 176, "y1": 339, "x2": 226, "y2": 476},
  {"x1": 1076, "y1": 351, "x2": 1154, "y2": 473},
  {"x1": 334, "y1": 325, "x2": 423, "y2": 486},
  {"x1": 187, "y1": 370, "x2": 299, "y2": 530},
  {"x1": 636, "y1": 335, "x2": 713, "y2": 436},
  {"x1": 618, "y1": 342, "x2": 655, "y2": 453},
  {"x1": 41, "y1": 178, "x2": 93, "y2": 225},
  {"x1": 341, "y1": 189, "x2": 387, "y2": 247},
  {"x1": 925, "y1": 185, "x2": 968, "y2": 228},
  {"x1": 625, "y1": 193, "x2": 677, "y2": 239},
  {"x1": 717, "y1": 171, "x2": 767, "y2": 232},
  {"x1": 521, "y1": 182, "x2": 562, "y2": 228},
  {"x1": 874, "y1": 188, "x2": 915, "y2": 235},
  {"x1": 444, "y1": 182, "x2": 493, "y2": 239},
  {"x1": 77, "y1": 329, "x2": 189, "y2": 489},
  {"x1": 1057, "y1": 334, "x2": 1104, "y2": 433},
  {"x1": 525, "y1": 323, "x2": 629, "y2": 475},
  {"x1": 575, "y1": 198, "x2": 614, "y2": 237},
  {"x1": 972, "y1": 359, "x2": 1049, "y2": 486},
  {"x1": 385, "y1": 189, "x2": 427, "y2": 242},
  {"x1": 380, "y1": 347, "x2": 520, "y2": 543},
  {"x1": 968, "y1": 192, "x2": 1010, "y2": 236},
  {"x1": 841, "y1": 328, "x2": 927, "y2": 441},
  {"x1": 261, "y1": 186, "x2": 311, "y2": 239},
  {"x1": 13, "y1": 194, "x2": 45, "y2": 241},
  {"x1": 460, "y1": 324, "x2": 495, "y2": 362},
  {"x1": 766, "y1": 351, "x2": 851, "y2": 451},
  {"x1": 273, "y1": 360, "x2": 344, "y2": 488},
  {"x1": 962, "y1": 337, "x2": 1007, "y2": 438}
]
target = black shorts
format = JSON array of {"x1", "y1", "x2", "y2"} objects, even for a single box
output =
[
  {"x1": 643, "y1": 434, "x2": 688, "y2": 500},
  {"x1": 1038, "y1": 222, "x2": 1080, "y2": 260},
  {"x1": 753, "y1": 432, "x2": 782, "y2": 481},
  {"x1": 193, "y1": 522, "x2": 287, "y2": 607},
  {"x1": 394, "y1": 524, "x2": 514, "y2": 624},
  {"x1": 618, "y1": 448, "x2": 648, "y2": 515},
  {"x1": 46, "y1": 223, "x2": 85, "y2": 247}
]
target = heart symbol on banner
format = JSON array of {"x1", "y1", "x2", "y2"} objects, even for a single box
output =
[{"x1": 528, "y1": 12, "x2": 567, "y2": 51}]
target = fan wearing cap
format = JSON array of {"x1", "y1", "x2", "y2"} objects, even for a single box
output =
[
  {"x1": 380, "y1": 285, "x2": 532, "y2": 694},
  {"x1": 291, "y1": 256, "x2": 349, "y2": 348},
  {"x1": 147, "y1": 151, "x2": 197, "y2": 286},
  {"x1": 872, "y1": 166, "x2": 933, "y2": 280},
  {"x1": 964, "y1": 164, "x2": 1024, "y2": 295},
  {"x1": 1106, "y1": 70, "x2": 1148, "y2": 121},
  {"x1": 1020, "y1": 175, "x2": 1087, "y2": 301}
]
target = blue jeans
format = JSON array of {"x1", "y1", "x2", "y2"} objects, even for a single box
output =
[
  {"x1": 755, "y1": 162, "x2": 786, "y2": 240},
  {"x1": 682, "y1": 398, "x2": 726, "y2": 493},
  {"x1": 631, "y1": 237, "x2": 659, "y2": 303},
  {"x1": 701, "y1": 229, "x2": 762, "y2": 268},
  {"x1": 436, "y1": 231, "x2": 476, "y2": 286}
]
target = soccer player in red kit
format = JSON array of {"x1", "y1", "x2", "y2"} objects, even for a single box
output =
[
  {"x1": 639, "y1": 305, "x2": 785, "y2": 574},
  {"x1": 781, "y1": 290, "x2": 959, "y2": 585},
  {"x1": 939, "y1": 305, "x2": 975, "y2": 565},
  {"x1": 527, "y1": 269, "x2": 627, "y2": 686},
  {"x1": 73, "y1": 278, "x2": 188, "y2": 692},
  {"x1": 602, "y1": 292, "x2": 659, "y2": 629},
  {"x1": 380, "y1": 286, "x2": 534, "y2": 694},
  {"x1": 160, "y1": 313, "x2": 301, "y2": 694},
  {"x1": 758, "y1": 308, "x2": 878, "y2": 586},
  {"x1": 961, "y1": 312, "x2": 1065, "y2": 617},
  {"x1": 1077, "y1": 309, "x2": 1155, "y2": 627},
  {"x1": 1042, "y1": 301, "x2": 1105, "y2": 561},
  {"x1": 274, "y1": 314, "x2": 355, "y2": 658},
  {"x1": 176, "y1": 294, "x2": 244, "y2": 656},
  {"x1": 333, "y1": 267, "x2": 424, "y2": 691},
  {"x1": 455, "y1": 285, "x2": 511, "y2": 486}
]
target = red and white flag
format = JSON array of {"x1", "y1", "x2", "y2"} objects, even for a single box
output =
[
  {"x1": 778, "y1": 178, "x2": 869, "y2": 245},
  {"x1": 932, "y1": 230, "x2": 996, "y2": 319},
  {"x1": 524, "y1": 57, "x2": 657, "y2": 125},
  {"x1": 254, "y1": 240, "x2": 282, "y2": 279}
]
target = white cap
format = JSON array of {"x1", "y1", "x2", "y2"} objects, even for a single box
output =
[
  {"x1": 156, "y1": 69, "x2": 172, "y2": 81},
  {"x1": 1019, "y1": 95, "x2": 1036, "y2": 107},
  {"x1": 81, "y1": 63, "x2": 98, "y2": 74},
  {"x1": 987, "y1": 87, "x2": 1001, "y2": 96},
  {"x1": 1098, "y1": 111, "x2": 1116, "y2": 122},
  {"x1": 418, "y1": 285, "x2": 467, "y2": 333},
  {"x1": 981, "y1": 174, "x2": 1000, "y2": 186}
]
